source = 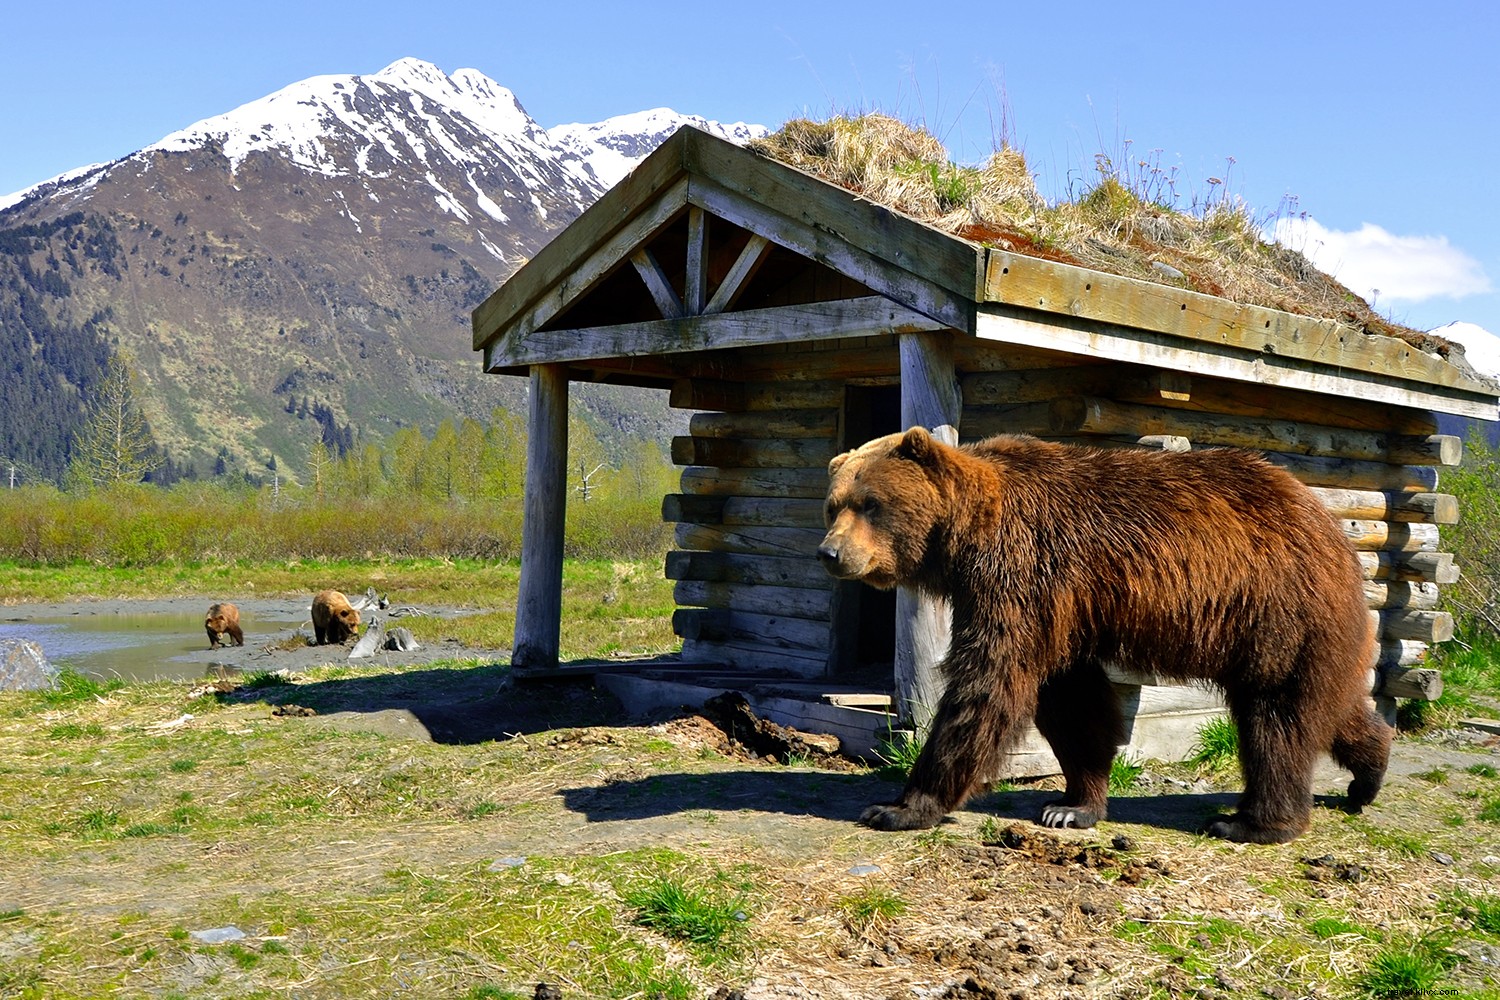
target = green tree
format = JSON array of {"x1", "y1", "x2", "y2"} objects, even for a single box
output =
[{"x1": 65, "y1": 351, "x2": 160, "y2": 491}]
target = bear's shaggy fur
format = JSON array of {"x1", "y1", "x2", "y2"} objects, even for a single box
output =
[
  {"x1": 204, "y1": 602, "x2": 244, "y2": 649},
  {"x1": 311, "y1": 590, "x2": 361, "y2": 646},
  {"x1": 819, "y1": 427, "x2": 1390, "y2": 844}
]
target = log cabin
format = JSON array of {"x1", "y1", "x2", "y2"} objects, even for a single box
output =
[{"x1": 471, "y1": 125, "x2": 1499, "y2": 771}]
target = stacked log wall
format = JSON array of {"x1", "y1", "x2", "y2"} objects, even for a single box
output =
[
  {"x1": 959, "y1": 362, "x2": 1460, "y2": 705},
  {"x1": 663, "y1": 377, "x2": 847, "y2": 676}
]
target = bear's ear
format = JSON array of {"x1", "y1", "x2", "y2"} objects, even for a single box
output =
[
  {"x1": 827, "y1": 452, "x2": 850, "y2": 477},
  {"x1": 895, "y1": 426, "x2": 935, "y2": 463}
]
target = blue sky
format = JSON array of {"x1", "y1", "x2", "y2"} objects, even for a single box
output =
[{"x1": 4, "y1": 0, "x2": 1495, "y2": 340}]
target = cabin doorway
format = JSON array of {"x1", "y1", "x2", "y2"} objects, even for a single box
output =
[{"x1": 829, "y1": 384, "x2": 900, "y2": 680}]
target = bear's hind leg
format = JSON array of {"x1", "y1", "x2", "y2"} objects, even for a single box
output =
[
  {"x1": 1204, "y1": 689, "x2": 1316, "y2": 844},
  {"x1": 1332, "y1": 701, "x2": 1392, "y2": 812},
  {"x1": 1034, "y1": 661, "x2": 1123, "y2": 830}
]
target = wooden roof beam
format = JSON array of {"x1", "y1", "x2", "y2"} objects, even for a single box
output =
[{"x1": 485, "y1": 295, "x2": 948, "y2": 371}]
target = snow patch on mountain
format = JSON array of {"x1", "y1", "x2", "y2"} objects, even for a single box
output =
[
  {"x1": 551, "y1": 109, "x2": 767, "y2": 187},
  {"x1": 0, "y1": 162, "x2": 111, "y2": 212}
]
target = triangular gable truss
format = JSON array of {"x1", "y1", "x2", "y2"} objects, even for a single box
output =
[{"x1": 475, "y1": 129, "x2": 979, "y2": 375}]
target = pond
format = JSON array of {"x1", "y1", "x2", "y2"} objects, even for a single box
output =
[{"x1": 0, "y1": 604, "x2": 312, "y2": 684}]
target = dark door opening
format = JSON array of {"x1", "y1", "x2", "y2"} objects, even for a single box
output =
[{"x1": 830, "y1": 384, "x2": 900, "y2": 680}]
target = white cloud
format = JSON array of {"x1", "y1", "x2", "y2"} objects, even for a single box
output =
[
  {"x1": 1273, "y1": 217, "x2": 1491, "y2": 305},
  {"x1": 1432, "y1": 321, "x2": 1500, "y2": 378}
]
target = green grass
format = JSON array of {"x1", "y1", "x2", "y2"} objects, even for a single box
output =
[
  {"x1": 621, "y1": 877, "x2": 748, "y2": 953},
  {"x1": 839, "y1": 886, "x2": 908, "y2": 932},
  {"x1": 1357, "y1": 940, "x2": 1451, "y2": 997},
  {"x1": 871, "y1": 726, "x2": 923, "y2": 780},
  {"x1": 1185, "y1": 715, "x2": 1239, "y2": 771},
  {"x1": 1109, "y1": 753, "x2": 1145, "y2": 792}
]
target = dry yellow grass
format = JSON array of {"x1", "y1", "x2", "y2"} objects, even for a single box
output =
[{"x1": 751, "y1": 115, "x2": 1461, "y2": 363}]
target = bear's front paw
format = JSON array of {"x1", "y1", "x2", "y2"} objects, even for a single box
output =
[
  {"x1": 1038, "y1": 802, "x2": 1102, "y2": 829},
  {"x1": 860, "y1": 800, "x2": 944, "y2": 831}
]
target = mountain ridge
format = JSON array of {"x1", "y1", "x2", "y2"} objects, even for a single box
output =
[{"x1": 0, "y1": 59, "x2": 765, "y2": 483}]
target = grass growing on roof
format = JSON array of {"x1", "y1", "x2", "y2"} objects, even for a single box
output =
[{"x1": 750, "y1": 114, "x2": 1437, "y2": 350}]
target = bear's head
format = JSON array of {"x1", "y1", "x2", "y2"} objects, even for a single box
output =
[
  {"x1": 338, "y1": 605, "x2": 362, "y2": 631},
  {"x1": 205, "y1": 604, "x2": 234, "y2": 630},
  {"x1": 206, "y1": 613, "x2": 227, "y2": 631},
  {"x1": 818, "y1": 426, "x2": 946, "y2": 590}
]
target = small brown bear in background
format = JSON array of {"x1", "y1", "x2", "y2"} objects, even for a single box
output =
[
  {"x1": 819, "y1": 427, "x2": 1388, "y2": 845},
  {"x1": 311, "y1": 589, "x2": 361, "y2": 645},
  {"x1": 204, "y1": 602, "x2": 244, "y2": 649}
]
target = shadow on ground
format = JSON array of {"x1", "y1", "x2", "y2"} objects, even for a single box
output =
[
  {"x1": 227, "y1": 665, "x2": 627, "y2": 744},
  {"x1": 559, "y1": 770, "x2": 1247, "y2": 835}
]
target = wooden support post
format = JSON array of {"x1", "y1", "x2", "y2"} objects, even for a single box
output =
[
  {"x1": 512, "y1": 364, "x2": 569, "y2": 671},
  {"x1": 896, "y1": 331, "x2": 960, "y2": 733}
]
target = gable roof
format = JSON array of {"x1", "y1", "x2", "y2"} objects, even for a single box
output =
[{"x1": 472, "y1": 127, "x2": 1498, "y2": 419}]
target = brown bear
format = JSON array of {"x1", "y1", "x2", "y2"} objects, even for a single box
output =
[
  {"x1": 819, "y1": 427, "x2": 1390, "y2": 845},
  {"x1": 204, "y1": 602, "x2": 244, "y2": 649},
  {"x1": 311, "y1": 589, "x2": 361, "y2": 645}
]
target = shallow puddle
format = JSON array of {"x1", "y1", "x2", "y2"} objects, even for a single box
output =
[{"x1": 0, "y1": 607, "x2": 305, "y2": 683}]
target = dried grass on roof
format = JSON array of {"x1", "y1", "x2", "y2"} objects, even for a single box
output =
[{"x1": 751, "y1": 114, "x2": 1458, "y2": 361}]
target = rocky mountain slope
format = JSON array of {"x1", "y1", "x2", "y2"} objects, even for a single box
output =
[{"x1": 0, "y1": 58, "x2": 763, "y2": 482}]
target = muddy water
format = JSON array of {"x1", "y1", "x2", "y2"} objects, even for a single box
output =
[{"x1": 0, "y1": 606, "x2": 308, "y2": 683}]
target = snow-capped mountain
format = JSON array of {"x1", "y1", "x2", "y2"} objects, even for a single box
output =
[
  {"x1": 0, "y1": 59, "x2": 764, "y2": 480},
  {"x1": 552, "y1": 109, "x2": 767, "y2": 188}
]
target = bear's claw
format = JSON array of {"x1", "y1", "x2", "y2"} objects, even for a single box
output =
[{"x1": 1038, "y1": 803, "x2": 1102, "y2": 829}]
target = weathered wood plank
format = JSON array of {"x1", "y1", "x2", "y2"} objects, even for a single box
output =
[
  {"x1": 896, "y1": 331, "x2": 961, "y2": 730},
  {"x1": 665, "y1": 549, "x2": 833, "y2": 589},
  {"x1": 679, "y1": 466, "x2": 828, "y2": 498},
  {"x1": 1363, "y1": 581, "x2": 1441, "y2": 610},
  {"x1": 675, "y1": 523, "x2": 823, "y2": 558},
  {"x1": 1309, "y1": 488, "x2": 1459, "y2": 525},
  {"x1": 684, "y1": 206, "x2": 707, "y2": 315},
  {"x1": 670, "y1": 378, "x2": 846, "y2": 412},
  {"x1": 1265, "y1": 452, "x2": 1440, "y2": 492},
  {"x1": 672, "y1": 435, "x2": 838, "y2": 469},
  {"x1": 1342, "y1": 520, "x2": 1440, "y2": 552},
  {"x1": 974, "y1": 306, "x2": 1499, "y2": 420},
  {"x1": 674, "y1": 580, "x2": 834, "y2": 621},
  {"x1": 962, "y1": 398, "x2": 1457, "y2": 467},
  {"x1": 688, "y1": 408, "x2": 840, "y2": 439},
  {"x1": 704, "y1": 234, "x2": 769, "y2": 314},
  {"x1": 490, "y1": 297, "x2": 945, "y2": 370},
  {"x1": 1357, "y1": 550, "x2": 1459, "y2": 585},
  {"x1": 1111, "y1": 372, "x2": 1440, "y2": 435},
  {"x1": 1379, "y1": 666, "x2": 1443, "y2": 700},
  {"x1": 1036, "y1": 396, "x2": 1462, "y2": 466},
  {"x1": 983, "y1": 251, "x2": 1491, "y2": 395},
  {"x1": 673, "y1": 608, "x2": 830, "y2": 652},
  {"x1": 679, "y1": 637, "x2": 828, "y2": 677},
  {"x1": 1374, "y1": 608, "x2": 1455, "y2": 644},
  {"x1": 1370, "y1": 639, "x2": 1429, "y2": 670},
  {"x1": 631, "y1": 248, "x2": 684, "y2": 319},
  {"x1": 512, "y1": 365, "x2": 569, "y2": 671},
  {"x1": 662, "y1": 495, "x2": 825, "y2": 527}
]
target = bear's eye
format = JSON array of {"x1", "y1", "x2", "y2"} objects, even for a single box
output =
[{"x1": 860, "y1": 496, "x2": 880, "y2": 516}]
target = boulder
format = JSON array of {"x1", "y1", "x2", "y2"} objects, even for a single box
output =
[{"x1": 0, "y1": 639, "x2": 59, "y2": 691}]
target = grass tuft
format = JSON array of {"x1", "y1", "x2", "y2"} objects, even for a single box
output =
[
  {"x1": 622, "y1": 878, "x2": 748, "y2": 952},
  {"x1": 1185, "y1": 716, "x2": 1239, "y2": 772},
  {"x1": 839, "y1": 886, "x2": 907, "y2": 933}
]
